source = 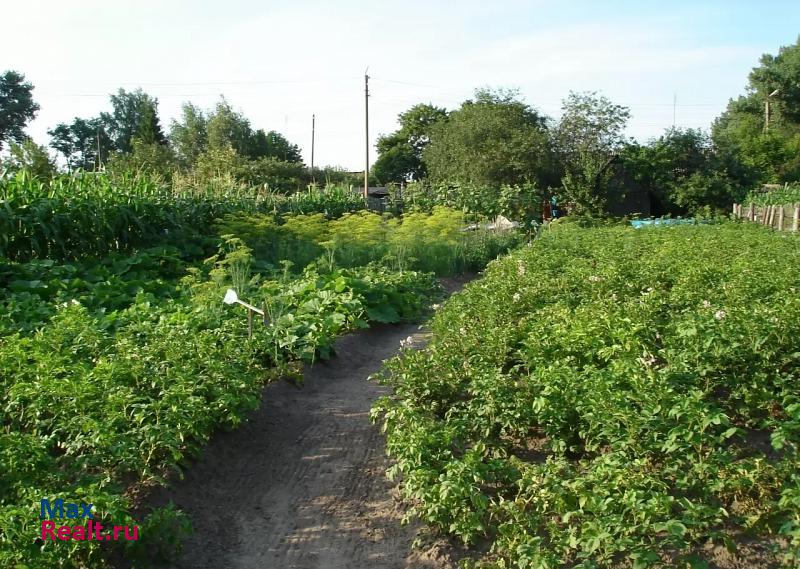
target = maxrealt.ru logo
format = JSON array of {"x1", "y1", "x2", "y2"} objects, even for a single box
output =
[{"x1": 40, "y1": 499, "x2": 139, "y2": 541}]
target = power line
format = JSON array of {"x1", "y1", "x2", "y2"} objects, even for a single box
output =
[{"x1": 38, "y1": 76, "x2": 359, "y2": 88}]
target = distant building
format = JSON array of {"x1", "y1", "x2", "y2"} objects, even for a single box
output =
[{"x1": 350, "y1": 185, "x2": 392, "y2": 212}]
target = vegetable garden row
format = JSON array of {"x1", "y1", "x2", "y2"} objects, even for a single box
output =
[
  {"x1": 0, "y1": 172, "x2": 520, "y2": 567},
  {"x1": 374, "y1": 221, "x2": 800, "y2": 568}
]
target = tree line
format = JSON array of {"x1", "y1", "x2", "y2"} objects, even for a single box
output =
[
  {"x1": 0, "y1": 80, "x2": 361, "y2": 192},
  {"x1": 1, "y1": 36, "x2": 799, "y2": 214},
  {"x1": 372, "y1": 37, "x2": 800, "y2": 216}
]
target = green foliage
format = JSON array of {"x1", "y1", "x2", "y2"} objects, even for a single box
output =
[
  {"x1": 233, "y1": 156, "x2": 307, "y2": 192},
  {"x1": 0, "y1": 245, "x2": 185, "y2": 334},
  {"x1": 401, "y1": 180, "x2": 544, "y2": 226},
  {"x1": 1, "y1": 138, "x2": 58, "y2": 180},
  {"x1": 743, "y1": 182, "x2": 800, "y2": 206},
  {"x1": 374, "y1": 222, "x2": 800, "y2": 567},
  {"x1": 555, "y1": 91, "x2": 631, "y2": 216},
  {"x1": 204, "y1": 98, "x2": 302, "y2": 163},
  {"x1": 0, "y1": 171, "x2": 365, "y2": 262},
  {"x1": 622, "y1": 129, "x2": 742, "y2": 215},
  {"x1": 0, "y1": 232, "x2": 441, "y2": 567},
  {"x1": 423, "y1": 88, "x2": 554, "y2": 189},
  {"x1": 712, "y1": 37, "x2": 800, "y2": 188},
  {"x1": 215, "y1": 206, "x2": 525, "y2": 276},
  {"x1": 206, "y1": 97, "x2": 255, "y2": 157},
  {"x1": 373, "y1": 103, "x2": 448, "y2": 184},
  {"x1": 0, "y1": 170, "x2": 238, "y2": 261},
  {"x1": 48, "y1": 116, "x2": 112, "y2": 171},
  {"x1": 169, "y1": 102, "x2": 208, "y2": 170},
  {"x1": 104, "y1": 138, "x2": 177, "y2": 181},
  {"x1": 101, "y1": 88, "x2": 167, "y2": 153},
  {"x1": 0, "y1": 70, "x2": 39, "y2": 150},
  {"x1": 249, "y1": 129, "x2": 303, "y2": 163}
]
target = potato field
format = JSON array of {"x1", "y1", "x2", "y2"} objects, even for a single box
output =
[{"x1": 374, "y1": 222, "x2": 800, "y2": 568}]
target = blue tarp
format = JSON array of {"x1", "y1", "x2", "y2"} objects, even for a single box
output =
[{"x1": 630, "y1": 218, "x2": 697, "y2": 229}]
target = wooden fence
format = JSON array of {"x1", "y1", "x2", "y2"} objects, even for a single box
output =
[{"x1": 732, "y1": 203, "x2": 800, "y2": 232}]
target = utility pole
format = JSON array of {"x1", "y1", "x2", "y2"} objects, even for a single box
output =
[
  {"x1": 96, "y1": 127, "x2": 101, "y2": 171},
  {"x1": 765, "y1": 89, "x2": 779, "y2": 133},
  {"x1": 364, "y1": 69, "x2": 370, "y2": 202},
  {"x1": 311, "y1": 114, "x2": 315, "y2": 183}
]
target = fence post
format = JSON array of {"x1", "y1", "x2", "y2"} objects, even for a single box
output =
[
  {"x1": 778, "y1": 206, "x2": 785, "y2": 231},
  {"x1": 794, "y1": 204, "x2": 800, "y2": 232},
  {"x1": 748, "y1": 203, "x2": 755, "y2": 221}
]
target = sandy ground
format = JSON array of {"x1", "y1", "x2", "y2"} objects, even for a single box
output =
[{"x1": 140, "y1": 278, "x2": 474, "y2": 569}]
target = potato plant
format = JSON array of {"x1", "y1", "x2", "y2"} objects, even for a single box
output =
[
  {"x1": 0, "y1": 239, "x2": 439, "y2": 567},
  {"x1": 373, "y1": 222, "x2": 800, "y2": 568}
]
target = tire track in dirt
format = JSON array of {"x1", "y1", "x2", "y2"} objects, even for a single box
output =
[{"x1": 144, "y1": 321, "x2": 456, "y2": 569}]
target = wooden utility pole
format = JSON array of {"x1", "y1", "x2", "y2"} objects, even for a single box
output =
[
  {"x1": 765, "y1": 99, "x2": 771, "y2": 133},
  {"x1": 96, "y1": 127, "x2": 101, "y2": 171},
  {"x1": 364, "y1": 70, "x2": 370, "y2": 202},
  {"x1": 311, "y1": 114, "x2": 315, "y2": 183},
  {"x1": 765, "y1": 89, "x2": 779, "y2": 133}
]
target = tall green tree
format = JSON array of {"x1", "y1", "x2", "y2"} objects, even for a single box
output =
[
  {"x1": 206, "y1": 98, "x2": 253, "y2": 155},
  {"x1": 423, "y1": 88, "x2": 553, "y2": 188},
  {"x1": 712, "y1": 37, "x2": 800, "y2": 187},
  {"x1": 373, "y1": 103, "x2": 448, "y2": 183},
  {"x1": 48, "y1": 117, "x2": 112, "y2": 171},
  {"x1": 169, "y1": 102, "x2": 208, "y2": 169},
  {"x1": 100, "y1": 88, "x2": 166, "y2": 153},
  {"x1": 0, "y1": 71, "x2": 40, "y2": 150},
  {"x1": 623, "y1": 128, "x2": 738, "y2": 215},
  {"x1": 249, "y1": 129, "x2": 302, "y2": 162},
  {"x1": 1, "y1": 138, "x2": 57, "y2": 179},
  {"x1": 554, "y1": 91, "x2": 631, "y2": 215}
]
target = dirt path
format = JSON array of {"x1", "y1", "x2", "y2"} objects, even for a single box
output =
[{"x1": 144, "y1": 317, "x2": 461, "y2": 568}]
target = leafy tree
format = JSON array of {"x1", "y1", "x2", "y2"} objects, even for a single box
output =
[
  {"x1": 749, "y1": 36, "x2": 800, "y2": 123},
  {"x1": 249, "y1": 129, "x2": 302, "y2": 162},
  {"x1": 204, "y1": 99, "x2": 302, "y2": 163},
  {"x1": 373, "y1": 103, "x2": 448, "y2": 183},
  {"x1": 712, "y1": 37, "x2": 800, "y2": 187},
  {"x1": 0, "y1": 71, "x2": 40, "y2": 149},
  {"x1": 100, "y1": 88, "x2": 166, "y2": 153},
  {"x1": 169, "y1": 102, "x2": 208, "y2": 169},
  {"x1": 206, "y1": 98, "x2": 253, "y2": 156},
  {"x1": 1, "y1": 138, "x2": 57, "y2": 179},
  {"x1": 622, "y1": 128, "x2": 739, "y2": 215},
  {"x1": 234, "y1": 157, "x2": 306, "y2": 191},
  {"x1": 554, "y1": 91, "x2": 631, "y2": 216},
  {"x1": 424, "y1": 88, "x2": 553, "y2": 189},
  {"x1": 48, "y1": 117, "x2": 112, "y2": 171}
]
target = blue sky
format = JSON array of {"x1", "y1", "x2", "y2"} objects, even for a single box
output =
[{"x1": 2, "y1": 0, "x2": 799, "y2": 170}]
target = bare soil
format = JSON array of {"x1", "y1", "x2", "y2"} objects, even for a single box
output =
[{"x1": 141, "y1": 277, "x2": 474, "y2": 569}]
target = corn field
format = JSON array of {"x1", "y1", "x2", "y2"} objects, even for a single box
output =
[{"x1": 0, "y1": 171, "x2": 366, "y2": 261}]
